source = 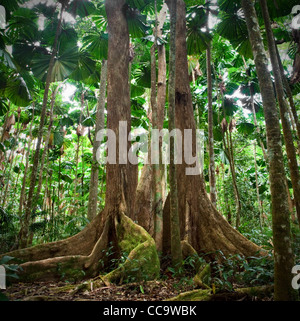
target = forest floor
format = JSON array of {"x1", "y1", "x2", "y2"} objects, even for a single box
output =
[
  {"x1": 3, "y1": 279, "x2": 195, "y2": 301},
  {"x1": 2, "y1": 278, "x2": 273, "y2": 301}
]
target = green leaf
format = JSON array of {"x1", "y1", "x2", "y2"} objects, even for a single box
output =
[
  {"x1": 126, "y1": 7, "x2": 149, "y2": 38},
  {"x1": 6, "y1": 8, "x2": 39, "y2": 42},
  {"x1": 134, "y1": 65, "x2": 151, "y2": 88},
  {"x1": 0, "y1": 256, "x2": 14, "y2": 264},
  {"x1": 0, "y1": 99, "x2": 9, "y2": 116},
  {"x1": 222, "y1": 97, "x2": 238, "y2": 116},
  {"x1": 218, "y1": 0, "x2": 241, "y2": 14},
  {"x1": 68, "y1": 0, "x2": 96, "y2": 18},
  {"x1": 82, "y1": 32, "x2": 108, "y2": 60},
  {"x1": 256, "y1": 0, "x2": 300, "y2": 19},
  {"x1": 32, "y1": 47, "x2": 79, "y2": 82},
  {"x1": 216, "y1": 11, "x2": 252, "y2": 58},
  {"x1": 82, "y1": 116, "x2": 95, "y2": 127},
  {"x1": 60, "y1": 174, "x2": 73, "y2": 184},
  {"x1": 53, "y1": 130, "x2": 64, "y2": 146},
  {"x1": 69, "y1": 49, "x2": 97, "y2": 83},
  {"x1": 126, "y1": 0, "x2": 161, "y2": 13},
  {"x1": 0, "y1": 0, "x2": 24, "y2": 12},
  {"x1": 237, "y1": 122, "x2": 255, "y2": 135},
  {"x1": 187, "y1": 28, "x2": 211, "y2": 55},
  {"x1": 213, "y1": 127, "x2": 223, "y2": 142},
  {"x1": 131, "y1": 84, "x2": 145, "y2": 98},
  {"x1": 5, "y1": 75, "x2": 32, "y2": 107},
  {"x1": 186, "y1": 7, "x2": 211, "y2": 55},
  {"x1": 0, "y1": 49, "x2": 16, "y2": 69}
]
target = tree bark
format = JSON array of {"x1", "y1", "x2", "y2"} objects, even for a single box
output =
[
  {"x1": 166, "y1": 0, "x2": 182, "y2": 270},
  {"x1": 242, "y1": 0, "x2": 297, "y2": 301},
  {"x1": 87, "y1": 60, "x2": 107, "y2": 222},
  {"x1": 151, "y1": 42, "x2": 163, "y2": 250},
  {"x1": 260, "y1": 0, "x2": 300, "y2": 229},
  {"x1": 206, "y1": 4, "x2": 217, "y2": 207},
  {"x1": 18, "y1": 105, "x2": 35, "y2": 218},
  {"x1": 173, "y1": 0, "x2": 261, "y2": 258},
  {"x1": 104, "y1": 0, "x2": 135, "y2": 222},
  {"x1": 253, "y1": 142, "x2": 263, "y2": 229}
]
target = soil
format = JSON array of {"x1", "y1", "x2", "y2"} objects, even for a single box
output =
[
  {"x1": 2, "y1": 278, "x2": 274, "y2": 301},
  {"x1": 2, "y1": 278, "x2": 197, "y2": 301}
]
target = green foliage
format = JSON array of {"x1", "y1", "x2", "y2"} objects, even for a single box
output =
[
  {"x1": 57, "y1": 262, "x2": 86, "y2": 283},
  {"x1": 208, "y1": 250, "x2": 274, "y2": 292},
  {"x1": 82, "y1": 32, "x2": 108, "y2": 60},
  {"x1": 216, "y1": 11, "x2": 252, "y2": 59},
  {"x1": 0, "y1": 255, "x2": 22, "y2": 283},
  {"x1": 0, "y1": 255, "x2": 22, "y2": 301}
]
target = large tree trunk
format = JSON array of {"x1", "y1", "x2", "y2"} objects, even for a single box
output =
[
  {"x1": 134, "y1": 3, "x2": 168, "y2": 240},
  {"x1": 241, "y1": 0, "x2": 297, "y2": 301},
  {"x1": 172, "y1": 0, "x2": 262, "y2": 258},
  {"x1": 104, "y1": 0, "x2": 135, "y2": 219},
  {"x1": 260, "y1": 0, "x2": 300, "y2": 229},
  {"x1": 151, "y1": 43, "x2": 163, "y2": 250},
  {"x1": 157, "y1": 4, "x2": 168, "y2": 203},
  {"x1": 166, "y1": 0, "x2": 182, "y2": 270},
  {"x1": 135, "y1": 164, "x2": 153, "y2": 233}
]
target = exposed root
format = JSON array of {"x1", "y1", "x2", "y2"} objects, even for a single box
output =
[
  {"x1": 17, "y1": 216, "x2": 111, "y2": 282},
  {"x1": 0, "y1": 213, "x2": 103, "y2": 263},
  {"x1": 3, "y1": 211, "x2": 160, "y2": 285},
  {"x1": 167, "y1": 285, "x2": 274, "y2": 301},
  {"x1": 101, "y1": 212, "x2": 160, "y2": 285},
  {"x1": 102, "y1": 239, "x2": 159, "y2": 284},
  {"x1": 166, "y1": 289, "x2": 212, "y2": 301},
  {"x1": 193, "y1": 263, "x2": 211, "y2": 289}
]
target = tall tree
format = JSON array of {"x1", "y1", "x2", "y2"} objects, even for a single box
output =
[
  {"x1": 170, "y1": 0, "x2": 261, "y2": 257},
  {"x1": 260, "y1": 0, "x2": 300, "y2": 229},
  {"x1": 166, "y1": 0, "x2": 182, "y2": 270},
  {"x1": 150, "y1": 2, "x2": 163, "y2": 250},
  {"x1": 104, "y1": 0, "x2": 134, "y2": 220},
  {"x1": 206, "y1": 0, "x2": 217, "y2": 207},
  {"x1": 241, "y1": 0, "x2": 297, "y2": 301}
]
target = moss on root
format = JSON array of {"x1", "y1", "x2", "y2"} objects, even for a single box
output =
[
  {"x1": 102, "y1": 213, "x2": 160, "y2": 284},
  {"x1": 14, "y1": 212, "x2": 160, "y2": 285},
  {"x1": 166, "y1": 289, "x2": 212, "y2": 301},
  {"x1": 166, "y1": 285, "x2": 274, "y2": 301}
]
